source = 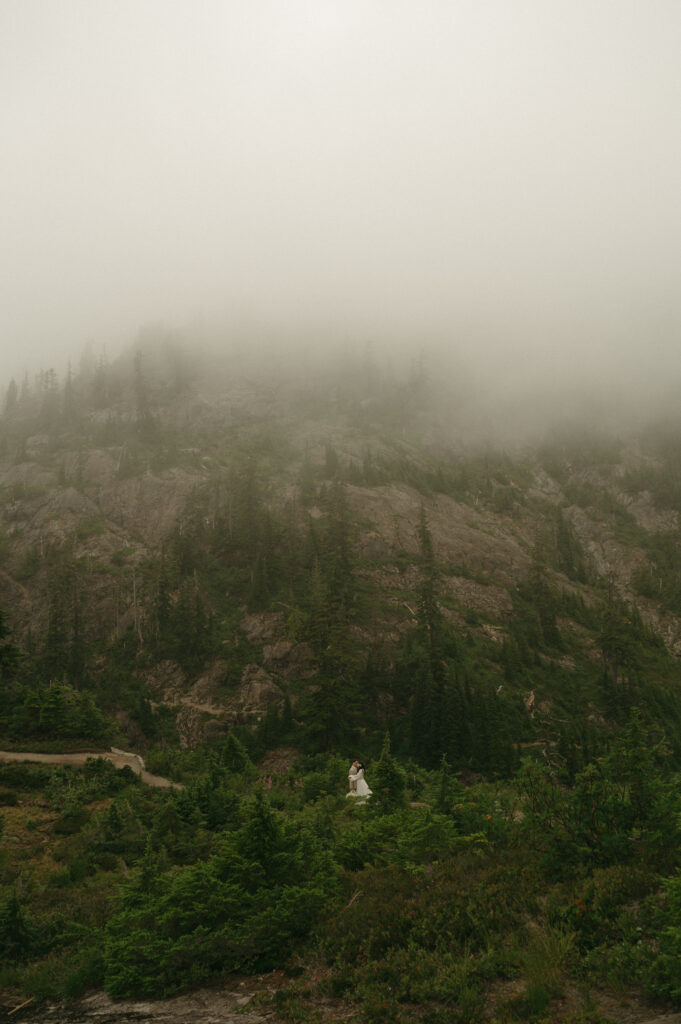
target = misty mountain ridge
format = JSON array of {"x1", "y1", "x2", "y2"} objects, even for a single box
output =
[{"x1": 5, "y1": 322, "x2": 680, "y2": 447}]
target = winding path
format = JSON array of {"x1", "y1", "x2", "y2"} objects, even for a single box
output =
[{"x1": 0, "y1": 747, "x2": 183, "y2": 789}]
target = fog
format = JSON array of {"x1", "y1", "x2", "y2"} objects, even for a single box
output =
[{"x1": 2, "y1": 1, "x2": 680, "y2": 419}]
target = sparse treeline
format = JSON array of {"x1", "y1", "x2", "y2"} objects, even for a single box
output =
[{"x1": 1, "y1": 332, "x2": 429, "y2": 438}]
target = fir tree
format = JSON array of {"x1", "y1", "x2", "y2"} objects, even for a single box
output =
[
  {"x1": 371, "y1": 731, "x2": 407, "y2": 813},
  {"x1": 0, "y1": 889, "x2": 34, "y2": 962},
  {"x1": 221, "y1": 731, "x2": 252, "y2": 774},
  {"x1": 0, "y1": 608, "x2": 20, "y2": 691},
  {"x1": 4, "y1": 378, "x2": 18, "y2": 416},
  {"x1": 42, "y1": 576, "x2": 70, "y2": 682},
  {"x1": 435, "y1": 754, "x2": 452, "y2": 814}
]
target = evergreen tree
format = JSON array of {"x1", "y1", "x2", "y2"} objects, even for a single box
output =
[
  {"x1": 0, "y1": 608, "x2": 20, "y2": 692},
  {"x1": 154, "y1": 555, "x2": 172, "y2": 657},
  {"x1": 4, "y1": 378, "x2": 18, "y2": 416},
  {"x1": 133, "y1": 349, "x2": 155, "y2": 439},
  {"x1": 69, "y1": 586, "x2": 86, "y2": 685},
  {"x1": 167, "y1": 578, "x2": 212, "y2": 672},
  {"x1": 298, "y1": 453, "x2": 317, "y2": 505},
  {"x1": 221, "y1": 731, "x2": 252, "y2": 773},
  {"x1": 42, "y1": 577, "x2": 70, "y2": 682},
  {"x1": 324, "y1": 443, "x2": 339, "y2": 479},
  {"x1": 39, "y1": 683, "x2": 69, "y2": 735},
  {"x1": 371, "y1": 731, "x2": 407, "y2": 813},
  {"x1": 598, "y1": 587, "x2": 639, "y2": 689},
  {"x1": 303, "y1": 668, "x2": 360, "y2": 753},
  {"x1": 416, "y1": 504, "x2": 440, "y2": 646},
  {"x1": 39, "y1": 367, "x2": 60, "y2": 428},
  {"x1": 307, "y1": 557, "x2": 330, "y2": 655},
  {"x1": 322, "y1": 479, "x2": 354, "y2": 613},
  {"x1": 435, "y1": 754, "x2": 452, "y2": 814},
  {"x1": 403, "y1": 508, "x2": 461, "y2": 767},
  {"x1": 554, "y1": 508, "x2": 588, "y2": 582},
  {"x1": 62, "y1": 361, "x2": 77, "y2": 425},
  {"x1": 137, "y1": 835, "x2": 161, "y2": 897},
  {"x1": 0, "y1": 889, "x2": 34, "y2": 962}
]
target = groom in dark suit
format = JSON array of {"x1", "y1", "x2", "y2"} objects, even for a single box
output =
[{"x1": 348, "y1": 759, "x2": 359, "y2": 793}]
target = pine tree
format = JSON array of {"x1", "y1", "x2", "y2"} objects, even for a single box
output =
[
  {"x1": 322, "y1": 479, "x2": 354, "y2": 614},
  {"x1": 133, "y1": 349, "x2": 155, "y2": 439},
  {"x1": 42, "y1": 577, "x2": 70, "y2": 682},
  {"x1": 232, "y1": 461, "x2": 261, "y2": 560},
  {"x1": 304, "y1": 667, "x2": 360, "y2": 752},
  {"x1": 0, "y1": 608, "x2": 20, "y2": 692},
  {"x1": 0, "y1": 889, "x2": 33, "y2": 962},
  {"x1": 371, "y1": 731, "x2": 407, "y2": 813},
  {"x1": 417, "y1": 505, "x2": 439, "y2": 638},
  {"x1": 62, "y1": 361, "x2": 77, "y2": 425},
  {"x1": 415, "y1": 505, "x2": 457, "y2": 673},
  {"x1": 154, "y1": 556, "x2": 172, "y2": 657},
  {"x1": 103, "y1": 802, "x2": 124, "y2": 845},
  {"x1": 4, "y1": 379, "x2": 18, "y2": 416},
  {"x1": 435, "y1": 754, "x2": 452, "y2": 814},
  {"x1": 324, "y1": 443, "x2": 339, "y2": 479},
  {"x1": 597, "y1": 587, "x2": 638, "y2": 689},
  {"x1": 69, "y1": 585, "x2": 86, "y2": 685},
  {"x1": 307, "y1": 557, "x2": 330, "y2": 656},
  {"x1": 298, "y1": 453, "x2": 317, "y2": 505},
  {"x1": 403, "y1": 508, "x2": 461, "y2": 768},
  {"x1": 248, "y1": 514, "x2": 277, "y2": 610},
  {"x1": 39, "y1": 683, "x2": 69, "y2": 736},
  {"x1": 137, "y1": 835, "x2": 161, "y2": 896}
]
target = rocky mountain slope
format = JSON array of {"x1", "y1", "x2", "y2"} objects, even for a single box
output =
[
  {"x1": 2, "y1": 337, "x2": 681, "y2": 757},
  {"x1": 6, "y1": 338, "x2": 681, "y2": 1023}
]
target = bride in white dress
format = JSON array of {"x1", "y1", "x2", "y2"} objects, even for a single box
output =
[{"x1": 354, "y1": 762, "x2": 372, "y2": 799}]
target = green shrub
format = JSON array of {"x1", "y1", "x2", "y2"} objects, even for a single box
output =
[
  {"x1": 547, "y1": 864, "x2": 652, "y2": 952},
  {"x1": 62, "y1": 943, "x2": 106, "y2": 997},
  {"x1": 54, "y1": 807, "x2": 90, "y2": 835},
  {"x1": 334, "y1": 808, "x2": 464, "y2": 872},
  {"x1": 646, "y1": 870, "x2": 681, "y2": 1003},
  {"x1": 370, "y1": 733, "x2": 406, "y2": 814},
  {"x1": 518, "y1": 713, "x2": 681, "y2": 874},
  {"x1": 0, "y1": 890, "x2": 35, "y2": 963},
  {"x1": 104, "y1": 793, "x2": 337, "y2": 997},
  {"x1": 0, "y1": 764, "x2": 51, "y2": 790}
]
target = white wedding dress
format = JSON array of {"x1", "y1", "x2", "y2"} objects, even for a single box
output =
[{"x1": 355, "y1": 768, "x2": 372, "y2": 798}]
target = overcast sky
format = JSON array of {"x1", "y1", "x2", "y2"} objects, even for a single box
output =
[{"x1": 2, "y1": 1, "x2": 680, "y2": 402}]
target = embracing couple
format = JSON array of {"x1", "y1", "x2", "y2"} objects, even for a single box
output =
[{"x1": 347, "y1": 759, "x2": 372, "y2": 799}]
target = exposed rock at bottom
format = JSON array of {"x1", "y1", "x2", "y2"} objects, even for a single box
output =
[{"x1": 13, "y1": 982, "x2": 283, "y2": 1024}]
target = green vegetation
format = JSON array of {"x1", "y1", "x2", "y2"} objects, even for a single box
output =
[
  {"x1": 4, "y1": 343, "x2": 681, "y2": 1018},
  {"x1": 2, "y1": 722, "x2": 681, "y2": 1020},
  {"x1": 105, "y1": 791, "x2": 336, "y2": 997}
]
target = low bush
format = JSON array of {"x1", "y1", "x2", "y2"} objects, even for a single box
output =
[{"x1": 104, "y1": 794, "x2": 338, "y2": 997}]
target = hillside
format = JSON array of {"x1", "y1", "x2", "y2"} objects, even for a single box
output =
[
  {"x1": 2, "y1": 338, "x2": 681, "y2": 760},
  {"x1": 3, "y1": 338, "x2": 681, "y2": 1020}
]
